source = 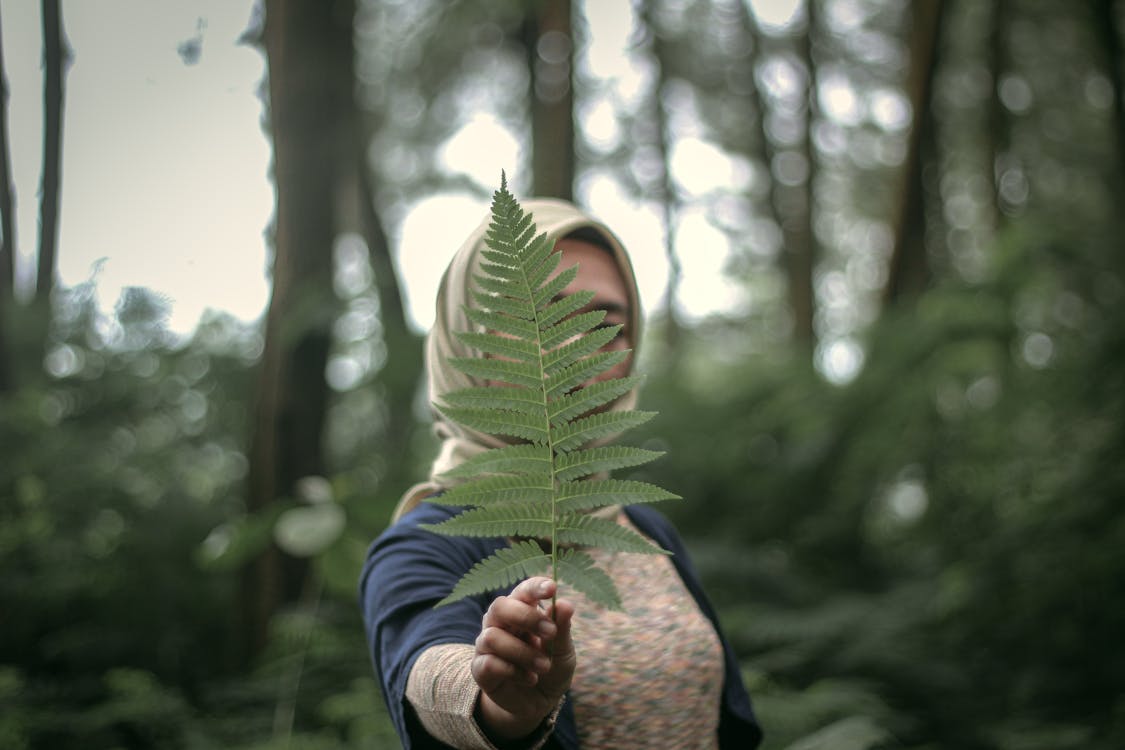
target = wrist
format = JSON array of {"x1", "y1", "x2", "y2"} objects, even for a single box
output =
[{"x1": 475, "y1": 693, "x2": 549, "y2": 745}]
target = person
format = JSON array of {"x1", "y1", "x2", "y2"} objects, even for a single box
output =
[{"x1": 359, "y1": 197, "x2": 762, "y2": 749}]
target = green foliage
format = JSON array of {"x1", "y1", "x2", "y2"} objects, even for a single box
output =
[
  {"x1": 421, "y1": 176, "x2": 677, "y2": 610},
  {"x1": 637, "y1": 226, "x2": 1125, "y2": 749}
]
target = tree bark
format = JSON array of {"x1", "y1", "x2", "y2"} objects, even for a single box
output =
[
  {"x1": 0, "y1": 7, "x2": 16, "y2": 393},
  {"x1": 740, "y1": 1, "x2": 816, "y2": 347},
  {"x1": 1092, "y1": 0, "x2": 1125, "y2": 201},
  {"x1": 36, "y1": 0, "x2": 67, "y2": 304},
  {"x1": 883, "y1": 0, "x2": 944, "y2": 308},
  {"x1": 788, "y1": 1, "x2": 818, "y2": 348},
  {"x1": 353, "y1": 111, "x2": 423, "y2": 491},
  {"x1": 524, "y1": 0, "x2": 574, "y2": 200},
  {"x1": 241, "y1": 0, "x2": 352, "y2": 661},
  {"x1": 986, "y1": 0, "x2": 1009, "y2": 230},
  {"x1": 639, "y1": 0, "x2": 684, "y2": 348}
]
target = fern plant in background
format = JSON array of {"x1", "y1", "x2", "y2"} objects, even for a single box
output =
[{"x1": 421, "y1": 175, "x2": 678, "y2": 610}]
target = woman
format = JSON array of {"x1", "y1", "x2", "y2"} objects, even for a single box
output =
[{"x1": 359, "y1": 198, "x2": 761, "y2": 749}]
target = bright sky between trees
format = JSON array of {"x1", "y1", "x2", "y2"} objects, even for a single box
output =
[{"x1": 2, "y1": 0, "x2": 836, "y2": 368}]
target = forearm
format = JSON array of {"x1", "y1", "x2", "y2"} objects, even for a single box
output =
[{"x1": 406, "y1": 644, "x2": 559, "y2": 750}]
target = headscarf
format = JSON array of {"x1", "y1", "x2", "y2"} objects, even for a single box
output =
[{"x1": 391, "y1": 198, "x2": 643, "y2": 523}]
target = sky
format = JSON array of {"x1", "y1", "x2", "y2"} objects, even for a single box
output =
[{"x1": 0, "y1": 0, "x2": 809, "y2": 345}]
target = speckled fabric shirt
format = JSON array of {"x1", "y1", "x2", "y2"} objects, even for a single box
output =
[{"x1": 559, "y1": 511, "x2": 724, "y2": 749}]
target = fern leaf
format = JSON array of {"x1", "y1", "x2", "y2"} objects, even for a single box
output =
[
  {"x1": 422, "y1": 503, "x2": 553, "y2": 539},
  {"x1": 447, "y1": 357, "x2": 541, "y2": 389},
  {"x1": 532, "y1": 264, "x2": 579, "y2": 308},
  {"x1": 556, "y1": 548, "x2": 621, "y2": 610},
  {"x1": 557, "y1": 514, "x2": 668, "y2": 555},
  {"x1": 423, "y1": 175, "x2": 679, "y2": 611},
  {"x1": 539, "y1": 310, "x2": 606, "y2": 351},
  {"x1": 438, "y1": 444, "x2": 553, "y2": 480},
  {"x1": 440, "y1": 386, "x2": 543, "y2": 413},
  {"x1": 456, "y1": 331, "x2": 540, "y2": 363},
  {"x1": 549, "y1": 375, "x2": 643, "y2": 426},
  {"x1": 465, "y1": 307, "x2": 538, "y2": 340},
  {"x1": 543, "y1": 325, "x2": 622, "y2": 373},
  {"x1": 554, "y1": 446, "x2": 665, "y2": 482},
  {"x1": 470, "y1": 290, "x2": 535, "y2": 321},
  {"x1": 435, "y1": 405, "x2": 548, "y2": 443},
  {"x1": 556, "y1": 479, "x2": 680, "y2": 512},
  {"x1": 551, "y1": 410, "x2": 657, "y2": 452},
  {"x1": 545, "y1": 350, "x2": 631, "y2": 398},
  {"x1": 436, "y1": 540, "x2": 552, "y2": 606},
  {"x1": 538, "y1": 290, "x2": 595, "y2": 328},
  {"x1": 436, "y1": 475, "x2": 554, "y2": 507}
]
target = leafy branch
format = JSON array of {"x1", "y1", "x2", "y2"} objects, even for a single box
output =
[{"x1": 422, "y1": 175, "x2": 678, "y2": 610}]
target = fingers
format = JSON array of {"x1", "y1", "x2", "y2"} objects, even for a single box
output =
[
  {"x1": 473, "y1": 577, "x2": 571, "y2": 694},
  {"x1": 473, "y1": 627, "x2": 550, "y2": 690},
  {"x1": 545, "y1": 597, "x2": 575, "y2": 656},
  {"x1": 506, "y1": 576, "x2": 556, "y2": 606},
  {"x1": 482, "y1": 577, "x2": 558, "y2": 639}
]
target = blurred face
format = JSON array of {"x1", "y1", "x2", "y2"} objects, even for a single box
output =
[
  {"x1": 482, "y1": 237, "x2": 633, "y2": 390},
  {"x1": 552, "y1": 237, "x2": 633, "y2": 384}
]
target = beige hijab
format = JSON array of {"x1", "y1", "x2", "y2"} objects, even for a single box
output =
[{"x1": 391, "y1": 198, "x2": 643, "y2": 523}]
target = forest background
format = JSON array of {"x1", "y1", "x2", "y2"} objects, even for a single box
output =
[{"x1": 1, "y1": 0, "x2": 1123, "y2": 748}]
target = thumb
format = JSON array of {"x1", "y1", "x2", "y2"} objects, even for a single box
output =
[{"x1": 548, "y1": 598, "x2": 576, "y2": 659}]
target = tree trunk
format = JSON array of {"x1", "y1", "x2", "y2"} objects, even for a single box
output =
[
  {"x1": 0, "y1": 7, "x2": 16, "y2": 393},
  {"x1": 788, "y1": 1, "x2": 818, "y2": 348},
  {"x1": 1092, "y1": 0, "x2": 1125, "y2": 201},
  {"x1": 741, "y1": 1, "x2": 816, "y2": 347},
  {"x1": 353, "y1": 111, "x2": 423, "y2": 497},
  {"x1": 639, "y1": 0, "x2": 683, "y2": 349},
  {"x1": 883, "y1": 0, "x2": 944, "y2": 308},
  {"x1": 986, "y1": 0, "x2": 1009, "y2": 230},
  {"x1": 524, "y1": 0, "x2": 574, "y2": 200},
  {"x1": 36, "y1": 0, "x2": 67, "y2": 304},
  {"x1": 241, "y1": 0, "x2": 353, "y2": 662}
]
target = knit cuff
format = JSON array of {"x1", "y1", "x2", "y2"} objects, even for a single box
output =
[{"x1": 406, "y1": 643, "x2": 562, "y2": 750}]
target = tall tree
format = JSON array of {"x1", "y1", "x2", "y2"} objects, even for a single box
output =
[
  {"x1": 1092, "y1": 0, "x2": 1125, "y2": 202},
  {"x1": 883, "y1": 0, "x2": 944, "y2": 307},
  {"x1": 242, "y1": 0, "x2": 354, "y2": 661},
  {"x1": 788, "y1": 0, "x2": 818, "y2": 348},
  {"x1": 524, "y1": 0, "x2": 574, "y2": 199},
  {"x1": 36, "y1": 0, "x2": 67, "y2": 305},
  {"x1": 0, "y1": 7, "x2": 15, "y2": 393},
  {"x1": 639, "y1": 0, "x2": 685, "y2": 347}
]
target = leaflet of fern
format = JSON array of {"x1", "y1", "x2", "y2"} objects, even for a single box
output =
[{"x1": 422, "y1": 176, "x2": 679, "y2": 611}]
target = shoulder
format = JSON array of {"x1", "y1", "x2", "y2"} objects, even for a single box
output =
[{"x1": 623, "y1": 504, "x2": 687, "y2": 553}]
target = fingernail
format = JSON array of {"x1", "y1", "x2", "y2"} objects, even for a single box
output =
[
  {"x1": 537, "y1": 620, "x2": 557, "y2": 638},
  {"x1": 534, "y1": 656, "x2": 550, "y2": 672},
  {"x1": 538, "y1": 581, "x2": 551, "y2": 596}
]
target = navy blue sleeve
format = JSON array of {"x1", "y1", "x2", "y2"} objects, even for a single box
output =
[
  {"x1": 624, "y1": 505, "x2": 763, "y2": 750},
  {"x1": 358, "y1": 503, "x2": 505, "y2": 749}
]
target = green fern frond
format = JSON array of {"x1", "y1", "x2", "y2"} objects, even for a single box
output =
[
  {"x1": 438, "y1": 444, "x2": 553, "y2": 480},
  {"x1": 556, "y1": 514, "x2": 668, "y2": 555},
  {"x1": 440, "y1": 386, "x2": 544, "y2": 413},
  {"x1": 556, "y1": 479, "x2": 680, "y2": 512},
  {"x1": 436, "y1": 540, "x2": 552, "y2": 607},
  {"x1": 537, "y1": 290, "x2": 595, "y2": 328},
  {"x1": 446, "y1": 357, "x2": 541, "y2": 389},
  {"x1": 555, "y1": 548, "x2": 621, "y2": 610},
  {"x1": 439, "y1": 475, "x2": 554, "y2": 507},
  {"x1": 550, "y1": 410, "x2": 657, "y2": 452},
  {"x1": 435, "y1": 405, "x2": 548, "y2": 443},
  {"x1": 422, "y1": 502, "x2": 553, "y2": 538},
  {"x1": 424, "y1": 174, "x2": 678, "y2": 611},
  {"x1": 549, "y1": 375, "x2": 644, "y2": 426},
  {"x1": 545, "y1": 350, "x2": 631, "y2": 397},
  {"x1": 554, "y1": 446, "x2": 666, "y2": 482}
]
